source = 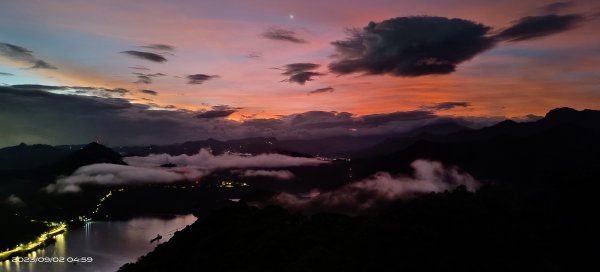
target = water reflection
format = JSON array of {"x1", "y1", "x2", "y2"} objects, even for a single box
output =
[{"x1": 4, "y1": 214, "x2": 196, "y2": 272}]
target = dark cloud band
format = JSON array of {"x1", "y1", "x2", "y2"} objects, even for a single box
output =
[
  {"x1": 329, "y1": 16, "x2": 495, "y2": 77},
  {"x1": 0, "y1": 42, "x2": 58, "y2": 69},
  {"x1": 196, "y1": 105, "x2": 239, "y2": 119},
  {"x1": 280, "y1": 63, "x2": 324, "y2": 84},
  {"x1": 262, "y1": 27, "x2": 306, "y2": 43},
  {"x1": 187, "y1": 74, "x2": 219, "y2": 84},
  {"x1": 141, "y1": 44, "x2": 175, "y2": 51},
  {"x1": 328, "y1": 14, "x2": 585, "y2": 77},
  {"x1": 494, "y1": 14, "x2": 584, "y2": 42},
  {"x1": 121, "y1": 50, "x2": 167, "y2": 62},
  {"x1": 308, "y1": 87, "x2": 335, "y2": 95},
  {"x1": 141, "y1": 89, "x2": 158, "y2": 96},
  {"x1": 423, "y1": 102, "x2": 471, "y2": 111}
]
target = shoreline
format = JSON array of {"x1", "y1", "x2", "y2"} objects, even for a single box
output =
[{"x1": 0, "y1": 222, "x2": 67, "y2": 262}]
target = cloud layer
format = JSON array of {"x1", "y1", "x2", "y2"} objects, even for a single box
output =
[
  {"x1": 46, "y1": 149, "x2": 325, "y2": 193},
  {"x1": 0, "y1": 85, "x2": 509, "y2": 148},
  {"x1": 235, "y1": 169, "x2": 295, "y2": 180},
  {"x1": 328, "y1": 13, "x2": 586, "y2": 77},
  {"x1": 274, "y1": 160, "x2": 480, "y2": 214},
  {"x1": 46, "y1": 163, "x2": 189, "y2": 193},
  {"x1": 124, "y1": 148, "x2": 327, "y2": 169},
  {"x1": 329, "y1": 17, "x2": 495, "y2": 76}
]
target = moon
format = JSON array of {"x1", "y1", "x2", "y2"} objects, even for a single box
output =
[{"x1": 289, "y1": 14, "x2": 295, "y2": 20}]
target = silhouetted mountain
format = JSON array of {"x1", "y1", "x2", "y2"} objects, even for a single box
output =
[
  {"x1": 54, "y1": 142, "x2": 125, "y2": 174},
  {"x1": 0, "y1": 143, "x2": 69, "y2": 170},
  {"x1": 407, "y1": 121, "x2": 471, "y2": 136},
  {"x1": 278, "y1": 135, "x2": 389, "y2": 156},
  {"x1": 352, "y1": 107, "x2": 600, "y2": 186},
  {"x1": 112, "y1": 122, "x2": 471, "y2": 157},
  {"x1": 115, "y1": 137, "x2": 285, "y2": 157},
  {"x1": 278, "y1": 122, "x2": 470, "y2": 157},
  {"x1": 355, "y1": 122, "x2": 470, "y2": 157}
]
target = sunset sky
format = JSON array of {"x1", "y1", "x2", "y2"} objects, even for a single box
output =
[{"x1": 1, "y1": 0, "x2": 599, "y2": 147}]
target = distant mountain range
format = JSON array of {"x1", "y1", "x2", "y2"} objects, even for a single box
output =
[
  {"x1": 0, "y1": 143, "x2": 70, "y2": 170},
  {"x1": 1, "y1": 108, "x2": 598, "y2": 179},
  {"x1": 105, "y1": 120, "x2": 470, "y2": 157},
  {"x1": 0, "y1": 118, "x2": 472, "y2": 171},
  {"x1": 0, "y1": 142, "x2": 124, "y2": 173},
  {"x1": 351, "y1": 107, "x2": 600, "y2": 185}
]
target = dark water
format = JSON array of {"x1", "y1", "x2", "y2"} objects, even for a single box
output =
[{"x1": 2, "y1": 215, "x2": 196, "y2": 272}]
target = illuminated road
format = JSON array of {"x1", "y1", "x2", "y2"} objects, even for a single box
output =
[
  {"x1": 0, "y1": 222, "x2": 67, "y2": 261},
  {"x1": 0, "y1": 189, "x2": 124, "y2": 261}
]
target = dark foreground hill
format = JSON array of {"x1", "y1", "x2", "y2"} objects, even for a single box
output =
[
  {"x1": 120, "y1": 185, "x2": 597, "y2": 272},
  {"x1": 118, "y1": 107, "x2": 600, "y2": 272}
]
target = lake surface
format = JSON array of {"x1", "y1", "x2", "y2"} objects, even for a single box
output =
[{"x1": 2, "y1": 214, "x2": 196, "y2": 272}]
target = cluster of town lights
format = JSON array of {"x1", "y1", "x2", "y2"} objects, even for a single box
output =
[
  {"x1": 0, "y1": 222, "x2": 67, "y2": 261},
  {"x1": 1, "y1": 188, "x2": 125, "y2": 260}
]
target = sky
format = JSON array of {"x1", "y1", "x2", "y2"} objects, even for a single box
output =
[{"x1": 1, "y1": 0, "x2": 599, "y2": 147}]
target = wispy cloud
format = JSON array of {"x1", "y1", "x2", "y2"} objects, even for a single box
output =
[
  {"x1": 9, "y1": 84, "x2": 130, "y2": 97},
  {"x1": 273, "y1": 160, "x2": 479, "y2": 214},
  {"x1": 141, "y1": 89, "x2": 158, "y2": 96},
  {"x1": 0, "y1": 42, "x2": 57, "y2": 69},
  {"x1": 124, "y1": 149, "x2": 327, "y2": 169},
  {"x1": 129, "y1": 66, "x2": 151, "y2": 71},
  {"x1": 279, "y1": 63, "x2": 324, "y2": 84},
  {"x1": 45, "y1": 163, "x2": 200, "y2": 193},
  {"x1": 140, "y1": 44, "x2": 175, "y2": 51},
  {"x1": 133, "y1": 72, "x2": 166, "y2": 84},
  {"x1": 246, "y1": 51, "x2": 262, "y2": 59},
  {"x1": 196, "y1": 105, "x2": 239, "y2": 119},
  {"x1": 422, "y1": 102, "x2": 471, "y2": 111},
  {"x1": 121, "y1": 50, "x2": 167, "y2": 62},
  {"x1": 235, "y1": 169, "x2": 295, "y2": 180},
  {"x1": 262, "y1": 27, "x2": 307, "y2": 43},
  {"x1": 308, "y1": 87, "x2": 335, "y2": 95},
  {"x1": 187, "y1": 74, "x2": 219, "y2": 84},
  {"x1": 495, "y1": 14, "x2": 585, "y2": 42},
  {"x1": 45, "y1": 149, "x2": 326, "y2": 193},
  {"x1": 539, "y1": 1, "x2": 576, "y2": 14},
  {"x1": 4, "y1": 194, "x2": 25, "y2": 206}
]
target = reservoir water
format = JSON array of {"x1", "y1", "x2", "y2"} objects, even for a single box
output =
[{"x1": 1, "y1": 214, "x2": 196, "y2": 272}]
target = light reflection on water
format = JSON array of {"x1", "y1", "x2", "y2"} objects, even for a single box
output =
[{"x1": 3, "y1": 214, "x2": 196, "y2": 272}]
